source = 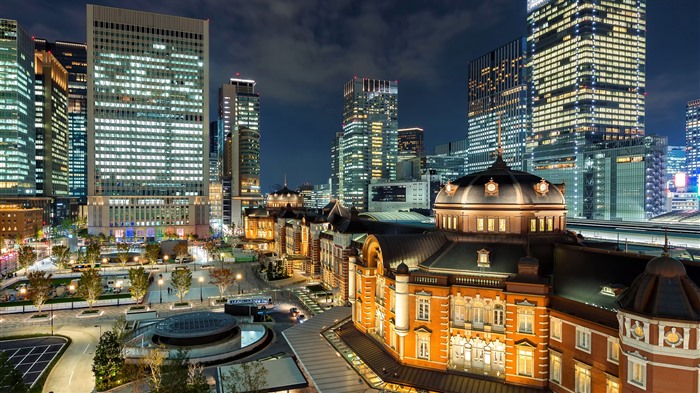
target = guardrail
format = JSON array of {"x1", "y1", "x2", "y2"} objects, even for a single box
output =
[{"x1": 0, "y1": 297, "x2": 137, "y2": 314}]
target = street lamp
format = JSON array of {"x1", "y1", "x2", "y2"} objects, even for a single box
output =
[
  {"x1": 236, "y1": 273, "x2": 242, "y2": 294},
  {"x1": 163, "y1": 255, "x2": 169, "y2": 273},
  {"x1": 198, "y1": 276, "x2": 204, "y2": 303},
  {"x1": 158, "y1": 278, "x2": 163, "y2": 304},
  {"x1": 220, "y1": 252, "x2": 225, "y2": 269},
  {"x1": 134, "y1": 256, "x2": 139, "y2": 265},
  {"x1": 116, "y1": 282, "x2": 122, "y2": 305},
  {"x1": 69, "y1": 285, "x2": 75, "y2": 309},
  {"x1": 20, "y1": 287, "x2": 26, "y2": 313}
]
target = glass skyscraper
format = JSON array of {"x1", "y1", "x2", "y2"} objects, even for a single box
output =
[
  {"x1": 0, "y1": 19, "x2": 35, "y2": 196},
  {"x1": 219, "y1": 78, "x2": 261, "y2": 231},
  {"x1": 340, "y1": 78, "x2": 398, "y2": 211},
  {"x1": 527, "y1": 0, "x2": 646, "y2": 218},
  {"x1": 35, "y1": 39, "x2": 88, "y2": 199},
  {"x1": 467, "y1": 37, "x2": 529, "y2": 172},
  {"x1": 686, "y1": 99, "x2": 700, "y2": 180},
  {"x1": 34, "y1": 50, "x2": 69, "y2": 197},
  {"x1": 398, "y1": 127, "x2": 424, "y2": 160},
  {"x1": 87, "y1": 5, "x2": 209, "y2": 240}
]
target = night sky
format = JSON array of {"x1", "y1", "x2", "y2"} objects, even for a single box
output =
[{"x1": 2, "y1": 0, "x2": 698, "y2": 192}]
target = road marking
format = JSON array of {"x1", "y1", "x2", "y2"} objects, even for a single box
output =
[
  {"x1": 83, "y1": 344, "x2": 90, "y2": 354},
  {"x1": 69, "y1": 370, "x2": 74, "y2": 385}
]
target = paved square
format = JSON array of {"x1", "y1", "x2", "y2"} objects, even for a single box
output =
[{"x1": 0, "y1": 337, "x2": 68, "y2": 389}]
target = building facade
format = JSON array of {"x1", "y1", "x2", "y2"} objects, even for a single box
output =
[
  {"x1": 527, "y1": 0, "x2": 646, "y2": 218},
  {"x1": 35, "y1": 40, "x2": 88, "y2": 199},
  {"x1": 686, "y1": 99, "x2": 700, "y2": 180},
  {"x1": 87, "y1": 5, "x2": 210, "y2": 240},
  {"x1": 434, "y1": 138, "x2": 469, "y2": 177},
  {"x1": 583, "y1": 135, "x2": 666, "y2": 221},
  {"x1": 340, "y1": 78, "x2": 398, "y2": 211},
  {"x1": 398, "y1": 127, "x2": 424, "y2": 161},
  {"x1": 467, "y1": 37, "x2": 528, "y2": 172},
  {"x1": 368, "y1": 180, "x2": 429, "y2": 212},
  {"x1": 219, "y1": 78, "x2": 262, "y2": 230},
  {"x1": 34, "y1": 50, "x2": 69, "y2": 197},
  {"x1": 0, "y1": 19, "x2": 36, "y2": 196},
  {"x1": 0, "y1": 204, "x2": 43, "y2": 242}
]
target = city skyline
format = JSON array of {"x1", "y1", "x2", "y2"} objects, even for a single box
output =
[{"x1": 2, "y1": 0, "x2": 698, "y2": 190}]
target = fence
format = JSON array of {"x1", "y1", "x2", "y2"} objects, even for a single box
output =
[{"x1": 0, "y1": 297, "x2": 137, "y2": 314}]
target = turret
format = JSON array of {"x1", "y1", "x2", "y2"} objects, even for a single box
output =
[{"x1": 395, "y1": 262, "x2": 410, "y2": 337}]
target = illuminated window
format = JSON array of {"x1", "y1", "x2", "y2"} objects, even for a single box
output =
[
  {"x1": 487, "y1": 218, "x2": 495, "y2": 232},
  {"x1": 539, "y1": 217, "x2": 545, "y2": 231},
  {"x1": 550, "y1": 351, "x2": 562, "y2": 384},
  {"x1": 477, "y1": 218, "x2": 484, "y2": 232},
  {"x1": 576, "y1": 327, "x2": 591, "y2": 352},
  {"x1": 575, "y1": 363, "x2": 591, "y2": 393},
  {"x1": 551, "y1": 317, "x2": 562, "y2": 341},
  {"x1": 518, "y1": 307, "x2": 534, "y2": 334},
  {"x1": 517, "y1": 348, "x2": 534, "y2": 377},
  {"x1": 493, "y1": 305, "x2": 504, "y2": 326},
  {"x1": 607, "y1": 337, "x2": 619, "y2": 363},
  {"x1": 546, "y1": 217, "x2": 554, "y2": 231},
  {"x1": 628, "y1": 357, "x2": 646, "y2": 388},
  {"x1": 530, "y1": 218, "x2": 537, "y2": 232},
  {"x1": 498, "y1": 218, "x2": 507, "y2": 232}
]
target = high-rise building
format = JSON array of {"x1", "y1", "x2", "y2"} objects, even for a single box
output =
[
  {"x1": 0, "y1": 19, "x2": 36, "y2": 196},
  {"x1": 209, "y1": 120, "x2": 219, "y2": 182},
  {"x1": 34, "y1": 50, "x2": 69, "y2": 197},
  {"x1": 330, "y1": 131, "x2": 342, "y2": 199},
  {"x1": 340, "y1": 78, "x2": 398, "y2": 211},
  {"x1": 527, "y1": 0, "x2": 646, "y2": 218},
  {"x1": 35, "y1": 40, "x2": 88, "y2": 199},
  {"x1": 87, "y1": 5, "x2": 209, "y2": 240},
  {"x1": 467, "y1": 37, "x2": 529, "y2": 172},
  {"x1": 434, "y1": 138, "x2": 469, "y2": 177},
  {"x1": 219, "y1": 78, "x2": 262, "y2": 230},
  {"x1": 398, "y1": 127, "x2": 424, "y2": 160},
  {"x1": 584, "y1": 135, "x2": 666, "y2": 221},
  {"x1": 666, "y1": 145, "x2": 687, "y2": 185},
  {"x1": 686, "y1": 99, "x2": 700, "y2": 180}
]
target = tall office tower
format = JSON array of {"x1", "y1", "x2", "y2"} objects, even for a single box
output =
[
  {"x1": 686, "y1": 99, "x2": 700, "y2": 180},
  {"x1": 87, "y1": 5, "x2": 209, "y2": 240},
  {"x1": 340, "y1": 78, "x2": 398, "y2": 211},
  {"x1": 398, "y1": 127, "x2": 424, "y2": 159},
  {"x1": 219, "y1": 78, "x2": 261, "y2": 230},
  {"x1": 209, "y1": 120, "x2": 219, "y2": 182},
  {"x1": 584, "y1": 135, "x2": 665, "y2": 220},
  {"x1": 527, "y1": 0, "x2": 646, "y2": 218},
  {"x1": 330, "y1": 131, "x2": 342, "y2": 199},
  {"x1": 434, "y1": 138, "x2": 469, "y2": 177},
  {"x1": 34, "y1": 50, "x2": 69, "y2": 197},
  {"x1": 0, "y1": 19, "x2": 36, "y2": 196},
  {"x1": 467, "y1": 37, "x2": 529, "y2": 172},
  {"x1": 666, "y1": 146, "x2": 686, "y2": 182},
  {"x1": 35, "y1": 40, "x2": 88, "y2": 199}
]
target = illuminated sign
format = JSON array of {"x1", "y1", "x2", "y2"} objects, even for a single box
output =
[{"x1": 675, "y1": 172, "x2": 687, "y2": 188}]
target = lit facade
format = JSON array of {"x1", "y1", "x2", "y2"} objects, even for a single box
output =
[
  {"x1": 686, "y1": 99, "x2": 700, "y2": 180},
  {"x1": 434, "y1": 138, "x2": 469, "y2": 176},
  {"x1": 0, "y1": 19, "x2": 35, "y2": 196},
  {"x1": 0, "y1": 204, "x2": 43, "y2": 241},
  {"x1": 666, "y1": 145, "x2": 686, "y2": 184},
  {"x1": 527, "y1": 0, "x2": 646, "y2": 218},
  {"x1": 467, "y1": 37, "x2": 528, "y2": 172},
  {"x1": 331, "y1": 131, "x2": 342, "y2": 200},
  {"x1": 368, "y1": 180, "x2": 429, "y2": 212},
  {"x1": 34, "y1": 50, "x2": 69, "y2": 197},
  {"x1": 219, "y1": 78, "x2": 262, "y2": 230},
  {"x1": 340, "y1": 78, "x2": 398, "y2": 211},
  {"x1": 87, "y1": 5, "x2": 210, "y2": 240},
  {"x1": 35, "y1": 40, "x2": 88, "y2": 199},
  {"x1": 583, "y1": 135, "x2": 666, "y2": 220},
  {"x1": 398, "y1": 127, "x2": 424, "y2": 161}
]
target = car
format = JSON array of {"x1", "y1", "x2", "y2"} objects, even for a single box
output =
[
  {"x1": 297, "y1": 314, "x2": 306, "y2": 323},
  {"x1": 174, "y1": 266, "x2": 190, "y2": 271},
  {"x1": 290, "y1": 307, "x2": 299, "y2": 316}
]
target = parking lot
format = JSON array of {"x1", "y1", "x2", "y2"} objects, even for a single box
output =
[{"x1": 0, "y1": 336, "x2": 67, "y2": 389}]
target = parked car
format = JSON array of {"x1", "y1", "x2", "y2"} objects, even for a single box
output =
[
  {"x1": 297, "y1": 314, "x2": 306, "y2": 323},
  {"x1": 174, "y1": 266, "x2": 189, "y2": 271},
  {"x1": 290, "y1": 307, "x2": 299, "y2": 316}
]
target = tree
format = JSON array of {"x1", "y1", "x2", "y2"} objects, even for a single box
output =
[
  {"x1": 202, "y1": 240, "x2": 217, "y2": 264},
  {"x1": 86, "y1": 242, "x2": 102, "y2": 268},
  {"x1": 143, "y1": 346, "x2": 167, "y2": 392},
  {"x1": 157, "y1": 349, "x2": 209, "y2": 393},
  {"x1": 222, "y1": 360, "x2": 268, "y2": 393},
  {"x1": 52, "y1": 245, "x2": 71, "y2": 270},
  {"x1": 0, "y1": 351, "x2": 28, "y2": 393},
  {"x1": 173, "y1": 242, "x2": 189, "y2": 262},
  {"x1": 209, "y1": 268, "x2": 236, "y2": 300},
  {"x1": 92, "y1": 331, "x2": 125, "y2": 391},
  {"x1": 27, "y1": 270, "x2": 53, "y2": 313},
  {"x1": 77, "y1": 268, "x2": 103, "y2": 309},
  {"x1": 144, "y1": 244, "x2": 161, "y2": 267},
  {"x1": 170, "y1": 268, "x2": 192, "y2": 304},
  {"x1": 128, "y1": 267, "x2": 149, "y2": 304},
  {"x1": 116, "y1": 243, "x2": 131, "y2": 267},
  {"x1": 17, "y1": 245, "x2": 36, "y2": 275},
  {"x1": 163, "y1": 229, "x2": 179, "y2": 240}
]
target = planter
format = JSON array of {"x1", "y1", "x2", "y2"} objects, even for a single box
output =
[
  {"x1": 77, "y1": 309, "x2": 103, "y2": 318},
  {"x1": 171, "y1": 302, "x2": 192, "y2": 310},
  {"x1": 128, "y1": 306, "x2": 147, "y2": 312},
  {"x1": 28, "y1": 313, "x2": 50, "y2": 322}
]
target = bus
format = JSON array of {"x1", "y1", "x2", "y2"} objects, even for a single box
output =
[{"x1": 226, "y1": 296, "x2": 273, "y2": 308}]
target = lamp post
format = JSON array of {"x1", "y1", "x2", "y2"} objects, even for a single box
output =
[
  {"x1": 198, "y1": 276, "x2": 204, "y2": 303},
  {"x1": 95, "y1": 324, "x2": 102, "y2": 338},
  {"x1": 20, "y1": 287, "x2": 26, "y2": 312},
  {"x1": 134, "y1": 256, "x2": 139, "y2": 266},
  {"x1": 158, "y1": 278, "x2": 163, "y2": 304},
  {"x1": 69, "y1": 285, "x2": 75, "y2": 309},
  {"x1": 236, "y1": 273, "x2": 242, "y2": 294},
  {"x1": 220, "y1": 252, "x2": 224, "y2": 269},
  {"x1": 163, "y1": 255, "x2": 169, "y2": 273},
  {"x1": 116, "y1": 282, "x2": 122, "y2": 305}
]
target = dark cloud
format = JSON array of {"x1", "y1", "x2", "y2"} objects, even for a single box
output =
[{"x1": 1, "y1": 0, "x2": 696, "y2": 188}]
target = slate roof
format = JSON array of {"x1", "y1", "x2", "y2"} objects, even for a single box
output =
[
  {"x1": 419, "y1": 241, "x2": 526, "y2": 275},
  {"x1": 336, "y1": 321, "x2": 546, "y2": 393}
]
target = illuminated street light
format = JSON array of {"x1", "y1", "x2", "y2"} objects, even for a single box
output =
[
  {"x1": 236, "y1": 273, "x2": 242, "y2": 294},
  {"x1": 198, "y1": 276, "x2": 204, "y2": 303},
  {"x1": 158, "y1": 278, "x2": 163, "y2": 303},
  {"x1": 220, "y1": 252, "x2": 225, "y2": 269},
  {"x1": 69, "y1": 285, "x2": 75, "y2": 309}
]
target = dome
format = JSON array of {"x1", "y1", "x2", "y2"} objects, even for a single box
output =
[
  {"x1": 617, "y1": 253, "x2": 700, "y2": 321},
  {"x1": 267, "y1": 185, "x2": 304, "y2": 208},
  {"x1": 435, "y1": 157, "x2": 565, "y2": 206}
]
